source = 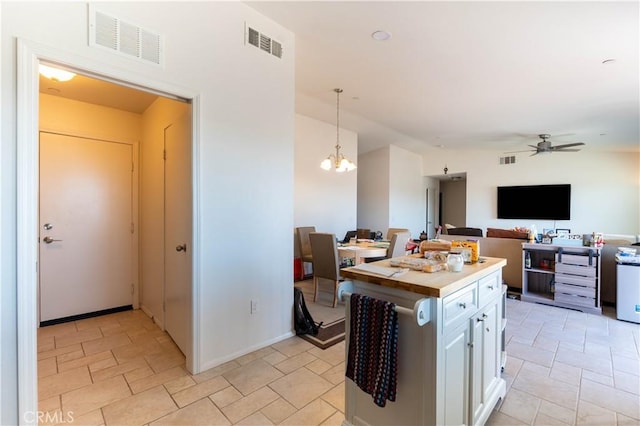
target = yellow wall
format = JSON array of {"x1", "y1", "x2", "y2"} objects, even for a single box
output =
[{"x1": 40, "y1": 94, "x2": 142, "y2": 143}]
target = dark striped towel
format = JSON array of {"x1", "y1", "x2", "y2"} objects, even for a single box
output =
[{"x1": 345, "y1": 293, "x2": 399, "y2": 407}]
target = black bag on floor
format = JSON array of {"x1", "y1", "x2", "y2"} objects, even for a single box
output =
[{"x1": 294, "y1": 287, "x2": 320, "y2": 336}]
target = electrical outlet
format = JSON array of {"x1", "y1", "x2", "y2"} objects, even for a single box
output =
[{"x1": 251, "y1": 300, "x2": 258, "y2": 314}]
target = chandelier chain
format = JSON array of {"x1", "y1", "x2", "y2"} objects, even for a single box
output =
[
  {"x1": 320, "y1": 87, "x2": 354, "y2": 172},
  {"x1": 335, "y1": 88, "x2": 342, "y2": 150}
]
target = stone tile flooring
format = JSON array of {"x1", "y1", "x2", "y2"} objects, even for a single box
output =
[{"x1": 37, "y1": 299, "x2": 639, "y2": 425}]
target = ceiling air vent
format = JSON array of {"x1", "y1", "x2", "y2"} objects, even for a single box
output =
[
  {"x1": 89, "y1": 7, "x2": 163, "y2": 66},
  {"x1": 245, "y1": 24, "x2": 283, "y2": 59},
  {"x1": 499, "y1": 155, "x2": 516, "y2": 165}
]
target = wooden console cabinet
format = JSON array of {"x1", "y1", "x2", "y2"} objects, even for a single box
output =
[{"x1": 521, "y1": 243, "x2": 601, "y2": 314}]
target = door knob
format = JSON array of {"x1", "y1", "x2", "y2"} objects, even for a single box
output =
[
  {"x1": 43, "y1": 236, "x2": 62, "y2": 244},
  {"x1": 176, "y1": 244, "x2": 187, "y2": 252}
]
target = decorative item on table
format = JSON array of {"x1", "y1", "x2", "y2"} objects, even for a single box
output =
[
  {"x1": 419, "y1": 230, "x2": 428, "y2": 241},
  {"x1": 405, "y1": 240, "x2": 419, "y2": 253},
  {"x1": 451, "y1": 240, "x2": 479, "y2": 263},
  {"x1": 592, "y1": 232, "x2": 604, "y2": 248},
  {"x1": 539, "y1": 259, "x2": 553, "y2": 270},
  {"x1": 542, "y1": 229, "x2": 555, "y2": 244}
]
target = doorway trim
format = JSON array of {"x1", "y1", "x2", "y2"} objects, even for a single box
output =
[{"x1": 16, "y1": 39, "x2": 201, "y2": 421}]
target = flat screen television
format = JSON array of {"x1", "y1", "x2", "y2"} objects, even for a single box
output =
[{"x1": 497, "y1": 184, "x2": 571, "y2": 220}]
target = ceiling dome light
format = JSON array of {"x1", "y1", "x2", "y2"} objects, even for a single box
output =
[
  {"x1": 39, "y1": 64, "x2": 76, "y2": 82},
  {"x1": 371, "y1": 30, "x2": 392, "y2": 41}
]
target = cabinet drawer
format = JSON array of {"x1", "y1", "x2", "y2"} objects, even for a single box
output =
[
  {"x1": 443, "y1": 284, "x2": 477, "y2": 330},
  {"x1": 555, "y1": 274, "x2": 596, "y2": 288},
  {"x1": 478, "y1": 271, "x2": 501, "y2": 306},
  {"x1": 555, "y1": 263, "x2": 596, "y2": 278},
  {"x1": 555, "y1": 283, "x2": 595, "y2": 298},
  {"x1": 554, "y1": 292, "x2": 595, "y2": 308},
  {"x1": 555, "y1": 253, "x2": 597, "y2": 267}
]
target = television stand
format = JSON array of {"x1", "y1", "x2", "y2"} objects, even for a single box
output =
[{"x1": 521, "y1": 243, "x2": 601, "y2": 314}]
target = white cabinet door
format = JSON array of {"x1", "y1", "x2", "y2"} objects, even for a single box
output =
[
  {"x1": 470, "y1": 301, "x2": 501, "y2": 425},
  {"x1": 443, "y1": 321, "x2": 470, "y2": 426}
]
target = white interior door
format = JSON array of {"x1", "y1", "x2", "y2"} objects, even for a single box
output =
[
  {"x1": 426, "y1": 188, "x2": 436, "y2": 238},
  {"x1": 164, "y1": 111, "x2": 192, "y2": 355},
  {"x1": 39, "y1": 132, "x2": 133, "y2": 322}
]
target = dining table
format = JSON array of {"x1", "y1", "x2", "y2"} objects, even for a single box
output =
[{"x1": 337, "y1": 240, "x2": 389, "y2": 265}]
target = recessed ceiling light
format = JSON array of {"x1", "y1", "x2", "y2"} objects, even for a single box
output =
[
  {"x1": 371, "y1": 30, "x2": 392, "y2": 41},
  {"x1": 602, "y1": 59, "x2": 616, "y2": 64}
]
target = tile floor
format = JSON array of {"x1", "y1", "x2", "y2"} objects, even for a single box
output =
[{"x1": 37, "y1": 299, "x2": 639, "y2": 425}]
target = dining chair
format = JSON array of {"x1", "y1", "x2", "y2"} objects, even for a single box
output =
[
  {"x1": 342, "y1": 230, "x2": 357, "y2": 244},
  {"x1": 296, "y1": 226, "x2": 315, "y2": 280},
  {"x1": 386, "y1": 228, "x2": 410, "y2": 241},
  {"x1": 309, "y1": 232, "x2": 348, "y2": 307},
  {"x1": 357, "y1": 228, "x2": 371, "y2": 239},
  {"x1": 387, "y1": 231, "x2": 412, "y2": 258}
]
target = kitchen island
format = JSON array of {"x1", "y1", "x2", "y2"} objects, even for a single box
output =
[{"x1": 339, "y1": 256, "x2": 507, "y2": 426}]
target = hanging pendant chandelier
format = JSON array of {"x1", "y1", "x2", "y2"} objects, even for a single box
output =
[{"x1": 320, "y1": 88, "x2": 356, "y2": 172}]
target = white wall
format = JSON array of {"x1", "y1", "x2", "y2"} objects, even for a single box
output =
[
  {"x1": 357, "y1": 147, "x2": 390, "y2": 234},
  {"x1": 423, "y1": 148, "x2": 640, "y2": 237},
  {"x1": 2, "y1": 3, "x2": 294, "y2": 420},
  {"x1": 294, "y1": 114, "x2": 357, "y2": 243},
  {"x1": 357, "y1": 145, "x2": 425, "y2": 238},
  {"x1": 388, "y1": 145, "x2": 424, "y2": 238}
]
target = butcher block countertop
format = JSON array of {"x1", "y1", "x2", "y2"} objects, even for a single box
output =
[{"x1": 340, "y1": 256, "x2": 507, "y2": 298}]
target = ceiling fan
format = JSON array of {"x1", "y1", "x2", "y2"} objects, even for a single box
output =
[{"x1": 507, "y1": 134, "x2": 585, "y2": 156}]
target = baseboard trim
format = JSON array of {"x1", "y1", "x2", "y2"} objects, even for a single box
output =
[{"x1": 39, "y1": 305, "x2": 133, "y2": 327}]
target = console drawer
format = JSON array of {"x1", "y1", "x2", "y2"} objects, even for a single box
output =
[
  {"x1": 555, "y1": 263, "x2": 596, "y2": 278},
  {"x1": 555, "y1": 253, "x2": 597, "y2": 267},
  {"x1": 554, "y1": 292, "x2": 595, "y2": 308},
  {"x1": 555, "y1": 283, "x2": 595, "y2": 298},
  {"x1": 443, "y1": 283, "x2": 477, "y2": 330},
  {"x1": 555, "y1": 274, "x2": 596, "y2": 288}
]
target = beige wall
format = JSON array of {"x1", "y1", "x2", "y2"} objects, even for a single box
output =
[{"x1": 440, "y1": 178, "x2": 467, "y2": 228}]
